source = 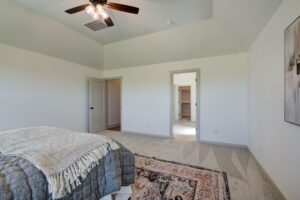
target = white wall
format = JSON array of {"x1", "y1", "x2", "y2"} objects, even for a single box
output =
[
  {"x1": 248, "y1": 0, "x2": 300, "y2": 199},
  {"x1": 103, "y1": 53, "x2": 248, "y2": 145},
  {"x1": 106, "y1": 79, "x2": 121, "y2": 127},
  {"x1": 173, "y1": 73, "x2": 197, "y2": 122},
  {"x1": 0, "y1": 43, "x2": 102, "y2": 132},
  {"x1": 0, "y1": 1, "x2": 103, "y2": 69},
  {"x1": 104, "y1": 20, "x2": 244, "y2": 70}
]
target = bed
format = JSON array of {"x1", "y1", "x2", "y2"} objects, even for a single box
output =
[{"x1": 0, "y1": 127, "x2": 135, "y2": 200}]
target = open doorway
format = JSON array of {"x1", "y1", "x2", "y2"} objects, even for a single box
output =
[
  {"x1": 106, "y1": 79, "x2": 121, "y2": 131},
  {"x1": 88, "y1": 78, "x2": 122, "y2": 133},
  {"x1": 170, "y1": 70, "x2": 200, "y2": 141}
]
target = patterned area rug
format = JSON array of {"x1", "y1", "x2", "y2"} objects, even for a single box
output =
[{"x1": 131, "y1": 155, "x2": 230, "y2": 200}]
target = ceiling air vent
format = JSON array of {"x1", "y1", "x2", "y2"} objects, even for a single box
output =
[{"x1": 84, "y1": 20, "x2": 108, "y2": 31}]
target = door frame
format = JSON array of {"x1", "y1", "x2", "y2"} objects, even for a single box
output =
[
  {"x1": 103, "y1": 76, "x2": 123, "y2": 132},
  {"x1": 170, "y1": 69, "x2": 201, "y2": 142}
]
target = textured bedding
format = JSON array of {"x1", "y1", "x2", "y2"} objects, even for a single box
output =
[
  {"x1": 0, "y1": 141, "x2": 135, "y2": 200},
  {"x1": 0, "y1": 127, "x2": 122, "y2": 199}
]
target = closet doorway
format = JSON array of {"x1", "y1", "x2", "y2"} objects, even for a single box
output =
[
  {"x1": 170, "y1": 70, "x2": 200, "y2": 141},
  {"x1": 106, "y1": 79, "x2": 121, "y2": 131},
  {"x1": 88, "y1": 78, "x2": 122, "y2": 133}
]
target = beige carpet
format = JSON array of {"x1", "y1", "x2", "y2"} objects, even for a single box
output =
[
  {"x1": 173, "y1": 119, "x2": 196, "y2": 141},
  {"x1": 100, "y1": 131, "x2": 285, "y2": 200}
]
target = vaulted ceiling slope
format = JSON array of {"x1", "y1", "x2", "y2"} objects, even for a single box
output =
[
  {"x1": 0, "y1": 0, "x2": 282, "y2": 69},
  {"x1": 0, "y1": 0, "x2": 103, "y2": 69},
  {"x1": 14, "y1": 0, "x2": 282, "y2": 48},
  {"x1": 103, "y1": 19, "x2": 245, "y2": 69},
  {"x1": 103, "y1": 0, "x2": 282, "y2": 69},
  {"x1": 15, "y1": 0, "x2": 213, "y2": 44},
  {"x1": 213, "y1": 0, "x2": 282, "y2": 49}
]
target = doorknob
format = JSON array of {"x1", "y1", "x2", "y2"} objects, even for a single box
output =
[{"x1": 90, "y1": 107, "x2": 94, "y2": 110}]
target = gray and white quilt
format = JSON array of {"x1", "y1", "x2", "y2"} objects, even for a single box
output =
[{"x1": 0, "y1": 128, "x2": 135, "y2": 200}]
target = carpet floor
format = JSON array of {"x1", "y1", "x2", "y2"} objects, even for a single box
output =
[
  {"x1": 173, "y1": 119, "x2": 196, "y2": 141},
  {"x1": 100, "y1": 131, "x2": 284, "y2": 200}
]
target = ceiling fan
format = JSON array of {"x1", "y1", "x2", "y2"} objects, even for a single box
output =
[{"x1": 65, "y1": 0, "x2": 139, "y2": 27}]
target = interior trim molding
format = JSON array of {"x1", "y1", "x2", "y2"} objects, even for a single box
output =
[
  {"x1": 121, "y1": 130, "x2": 171, "y2": 139},
  {"x1": 247, "y1": 147, "x2": 287, "y2": 200},
  {"x1": 200, "y1": 139, "x2": 247, "y2": 149}
]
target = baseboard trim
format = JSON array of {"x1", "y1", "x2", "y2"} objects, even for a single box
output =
[
  {"x1": 107, "y1": 123, "x2": 120, "y2": 129},
  {"x1": 121, "y1": 130, "x2": 171, "y2": 139},
  {"x1": 200, "y1": 139, "x2": 247, "y2": 149},
  {"x1": 247, "y1": 147, "x2": 287, "y2": 200}
]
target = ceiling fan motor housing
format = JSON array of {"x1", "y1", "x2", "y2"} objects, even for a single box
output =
[{"x1": 89, "y1": 0, "x2": 107, "y2": 5}]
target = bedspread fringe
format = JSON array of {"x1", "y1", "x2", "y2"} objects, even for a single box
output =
[{"x1": 47, "y1": 142, "x2": 119, "y2": 199}]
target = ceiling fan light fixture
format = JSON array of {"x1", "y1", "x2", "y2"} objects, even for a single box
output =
[
  {"x1": 85, "y1": 5, "x2": 95, "y2": 15},
  {"x1": 95, "y1": 4, "x2": 109, "y2": 19},
  {"x1": 96, "y1": 4, "x2": 104, "y2": 13},
  {"x1": 101, "y1": 11, "x2": 109, "y2": 19},
  {"x1": 66, "y1": 1, "x2": 139, "y2": 27},
  {"x1": 93, "y1": 12, "x2": 99, "y2": 20}
]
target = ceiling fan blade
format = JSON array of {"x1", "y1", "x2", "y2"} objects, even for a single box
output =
[
  {"x1": 104, "y1": 16, "x2": 114, "y2": 27},
  {"x1": 106, "y1": 2, "x2": 139, "y2": 14},
  {"x1": 65, "y1": 4, "x2": 90, "y2": 14}
]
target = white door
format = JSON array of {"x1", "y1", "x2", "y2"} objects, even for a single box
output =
[{"x1": 89, "y1": 78, "x2": 106, "y2": 133}]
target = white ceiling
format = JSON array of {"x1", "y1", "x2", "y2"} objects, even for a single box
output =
[
  {"x1": 103, "y1": 19, "x2": 246, "y2": 69},
  {"x1": 0, "y1": 0, "x2": 283, "y2": 69},
  {"x1": 213, "y1": 0, "x2": 283, "y2": 48},
  {"x1": 0, "y1": 0, "x2": 103, "y2": 69},
  {"x1": 102, "y1": 0, "x2": 283, "y2": 69},
  {"x1": 16, "y1": 0, "x2": 213, "y2": 44}
]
